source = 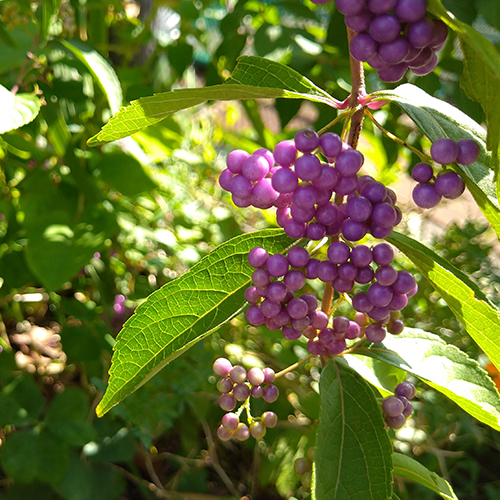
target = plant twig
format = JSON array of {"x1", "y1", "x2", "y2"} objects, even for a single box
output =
[
  {"x1": 275, "y1": 354, "x2": 314, "y2": 379},
  {"x1": 201, "y1": 420, "x2": 240, "y2": 498},
  {"x1": 364, "y1": 109, "x2": 431, "y2": 162}
]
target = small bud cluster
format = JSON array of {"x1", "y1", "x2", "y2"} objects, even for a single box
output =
[
  {"x1": 213, "y1": 358, "x2": 278, "y2": 441},
  {"x1": 382, "y1": 381, "x2": 416, "y2": 429},
  {"x1": 411, "y1": 138, "x2": 480, "y2": 209}
]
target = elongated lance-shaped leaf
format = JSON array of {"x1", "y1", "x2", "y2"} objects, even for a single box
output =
[
  {"x1": 87, "y1": 82, "x2": 340, "y2": 146},
  {"x1": 0, "y1": 84, "x2": 40, "y2": 134},
  {"x1": 225, "y1": 55, "x2": 344, "y2": 107},
  {"x1": 368, "y1": 83, "x2": 500, "y2": 241},
  {"x1": 60, "y1": 39, "x2": 122, "y2": 115},
  {"x1": 393, "y1": 453, "x2": 458, "y2": 500},
  {"x1": 96, "y1": 229, "x2": 293, "y2": 417},
  {"x1": 349, "y1": 328, "x2": 500, "y2": 431},
  {"x1": 428, "y1": 0, "x2": 500, "y2": 199},
  {"x1": 313, "y1": 360, "x2": 393, "y2": 500},
  {"x1": 387, "y1": 231, "x2": 500, "y2": 374}
]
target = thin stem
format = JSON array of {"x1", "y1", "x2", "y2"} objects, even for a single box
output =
[
  {"x1": 322, "y1": 282, "x2": 334, "y2": 315},
  {"x1": 365, "y1": 109, "x2": 431, "y2": 162},
  {"x1": 275, "y1": 354, "x2": 314, "y2": 379},
  {"x1": 318, "y1": 108, "x2": 355, "y2": 136}
]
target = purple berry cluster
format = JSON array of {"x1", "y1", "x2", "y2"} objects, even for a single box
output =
[
  {"x1": 411, "y1": 138, "x2": 480, "y2": 209},
  {"x1": 213, "y1": 358, "x2": 278, "y2": 441},
  {"x1": 335, "y1": 0, "x2": 447, "y2": 82},
  {"x1": 382, "y1": 381, "x2": 416, "y2": 429},
  {"x1": 219, "y1": 128, "x2": 419, "y2": 357}
]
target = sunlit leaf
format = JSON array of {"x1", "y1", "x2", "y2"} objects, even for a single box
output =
[{"x1": 0, "y1": 84, "x2": 40, "y2": 134}]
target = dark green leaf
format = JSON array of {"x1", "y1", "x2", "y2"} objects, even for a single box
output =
[
  {"x1": 369, "y1": 83, "x2": 500, "y2": 240},
  {"x1": 96, "y1": 229, "x2": 294, "y2": 417},
  {"x1": 388, "y1": 231, "x2": 500, "y2": 373},
  {"x1": 314, "y1": 360, "x2": 393, "y2": 500},
  {"x1": 45, "y1": 387, "x2": 97, "y2": 446},
  {"x1": 393, "y1": 453, "x2": 458, "y2": 500},
  {"x1": 353, "y1": 328, "x2": 500, "y2": 431},
  {"x1": 0, "y1": 84, "x2": 40, "y2": 134},
  {"x1": 94, "y1": 152, "x2": 157, "y2": 197},
  {"x1": 1, "y1": 429, "x2": 69, "y2": 484}
]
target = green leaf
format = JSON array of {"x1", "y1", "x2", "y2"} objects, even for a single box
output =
[
  {"x1": 1, "y1": 428, "x2": 69, "y2": 484},
  {"x1": 314, "y1": 360, "x2": 393, "y2": 500},
  {"x1": 87, "y1": 82, "x2": 339, "y2": 147},
  {"x1": 393, "y1": 453, "x2": 458, "y2": 500},
  {"x1": 354, "y1": 328, "x2": 500, "y2": 431},
  {"x1": 226, "y1": 55, "x2": 341, "y2": 106},
  {"x1": 94, "y1": 151, "x2": 157, "y2": 197},
  {"x1": 428, "y1": 0, "x2": 500, "y2": 199},
  {"x1": 369, "y1": 83, "x2": 500, "y2": 240},
  {"x1": 388, "y1": 231, "x2": 500, "y2": 374},
  {"x1": 96, "y1": 229, "x2": 293, "y2": 417},
  {"x1": 60, "y1": 39, "x2": 122, "y2": 114},
  {"x1": 0, "y1": 84, "x2": 41, "y2": 134},
  {"x1": 45, "y1": 387, "x2": 97, "y2": 446}
]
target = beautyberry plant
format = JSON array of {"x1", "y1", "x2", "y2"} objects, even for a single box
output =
[{"x1": 86, "y1": 0, "x2": 500, "y2": 498}]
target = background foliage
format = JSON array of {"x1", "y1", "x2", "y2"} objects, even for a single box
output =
[{"x1": 1, "y1": 0, "x2": 500, "y2": 499}]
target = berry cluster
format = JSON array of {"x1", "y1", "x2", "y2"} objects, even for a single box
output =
[
  {"x1": 411, "y1": 138, "x2": 480, "y2": 209},
  {"x1": 213, "y1": 358, "x2": 278, "y2": 441},
  {"x1": 334, "y1": 0, "x2": 448, "y2": 82},
  {"x1": 382, "y1": 381, "x2": 416, "y2": 429}
]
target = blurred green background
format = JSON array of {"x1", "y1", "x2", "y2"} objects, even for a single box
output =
[{"x1": 0, "y1": 1, "x2": 499, "y2": 498}]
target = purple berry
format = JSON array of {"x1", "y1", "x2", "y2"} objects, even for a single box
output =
[
  {"x1": 284, "y1": 218, "x2": 306, "y2": 239},
  {"x1": 345, "y1": 321, "x2": 361, "y2": 339},
  {"x1": 378, "y1": 62, "x2": 408, "y2": 83},
  {"x1": 234, "y1": 423, "x2": 250, "y2": 441},
  {"x1": 352, "y1": 292, "x2": 374, "y2": 313},
  {"x1": 217, "y1": 377, "x2": 234, "y2": 393},
  {"x1": 368, "y1": 282, "x2": 394, "y2": 307},
  {"x1": 219, "y1": 169, "x2": 233, "y2": 190},
  {"x1": 250, "y1": 421, "x2": 267, "y2": 439},
  {"x1": 365, "y1": 323, "x2": 386, "y2": 343},
  {"x1": 293, "y1": 185, "x2": 319, "y2": 209},
  {"x1": 287, "y1": 298, "x2": 309, "y2": 319},
  {"x1": 263, "y1": 367, "x2": 276, "y2": 384},
  {"x1": 213, "y1": 358, "x2": 233, "y2": 377},
  {"x1": 412, "y1": 163, "x2": 433, "y2": 183},
  {"x1": 394, "y1": 0, "x2": 427, "y2": 23},
  {"x1": 408, "y1": 18, "x2": 435, "y2": 48},
  {"x1": 252, "y1": 269, "x2": 270, "y2": 288},
  {"x1": 412, "y1": 183, "x2": 441, "y2": 209},
  {"x1": 272, "y1": 167, "x2": 299, "y2": 194},
  {"x1": 335, "y1": 149, "x2": 364, "y2": 177},
  {"x1": 274, "y1": 140, "x2": 297, "y2": 168},
  {"x1": 375, "y1": 265, "x2": 398, "y2": 286},
  {"x1": 350, "y1": 33, "x2": 379, "y2": 62},
  {"x1": 233, "y1": 383, "x2": 250, "y2": 401},
  {"x1": 284, "y1": 270, "x2": 307, "y2": 291},
  {"x1": 385, "y1": 414, "x2": 406, "y2": 429},
  {"x1": 435, "y1": 171, "x2": 465, "y2": 199},
  {"x1": 283, "y1": 325, "x2": 303, "y2": 339},
  {"x1": 217, "y1": 425, "x2": 233, "y2": 441},
  {"x1": 247, "y1": 367, "x2": 265, "y2": 386},
  {"x1": 368, "y1": 0, "x2": 397, "y2": 14},
  {"x1": 307, "y1": 339, "x2": 325, "y2": 355},
  {"x1": 402, "y1": 402, "x2": 413, "y2": 418},
  {"x1": 355, "y1": 266, "x2": 375, "y2": 285},
  {"x1": 382, "y1": 396, "x2": 405, "y2": 417},
  {"x1": 295, "y1": 129, "x2": 320, "y2": 153},
  {"x1": 411, "y1": 52, "x2": 438, "y2": 75},
  {"x1": 335, "y1": 0, "x2": 367, "y2": 16},
  {"x1": 267, "y1": 254, "x2": 289, "y2": 278},
  {"x1": 262, "y1": 411, "x2": 278, "y2": 428},
  {"x1": 312, "y1": 311, "x2": 329, "y2": 330},
  {"x1": 267, "y1": 282, "x2": 287, "y2": 303},
  {"x1": 230, "y1": 174, "x2": 253, "y2": 199},
  {"x1": 392, "y1": 270, "x2": 416, "y2": 295},
  {"x1": 222, "y1": 412, "x2": 239, "y2": 431},
  {"x1": 388, "y1": 319, "x2": 405, "y2": 334},
  {"x1": 333, "y1": 316, "x2": 350, "y2": 333},
  {"x1": 350, "y1": 244, "x2": 373, "y2": 267},
  {"x1": 307, "y1": 222, "x2": 327, "y2": 240},
  {"x1": 252, "y1": 178, "x2": 279, "y2": 208},
  {"x1": 431, "y1": 138, "x2": 458, "y2": 165},
  {"x1": 328, "y1": 241, "x2": 351, "y2": 265},
  {"x1": 379, "y1": 36, "x2": 410, "y2": 65},
  {"x1": 242, "y1": 154, "x2": 269, "y2": 181},
  {"x1": 260, "y1": 299, "x2": 282, "y2": 318},
  {"x1": 248, "y1": 247, "x2": 269, "y2": 268},
  {"x1": 263, "y1": 384, "x2": 279, "y2": 403},
  {"x1": 372, "y1": 243, "x2": 394, "y2": 266},
  {"x1": 227, "y1": 150, "x2": 250, "y2": 173},
  {"x1": 395, "y1": 381, "x2": 416, "y2": 399},
  {"x1": 230, "y1": 365, "x2": 247, "y2": 384},
  {"x1": 456, "y1": 139, "x2": 480, "y2": 165},
  {"x1": 369, "y1": 14, "x2": 401, "y2": 44},
  {"x1": 295, "y1": 154, "x2": 322, "y2": 182},
  {"x1": 219, "y1": 394, "x2": 237, "y2": 412}
]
